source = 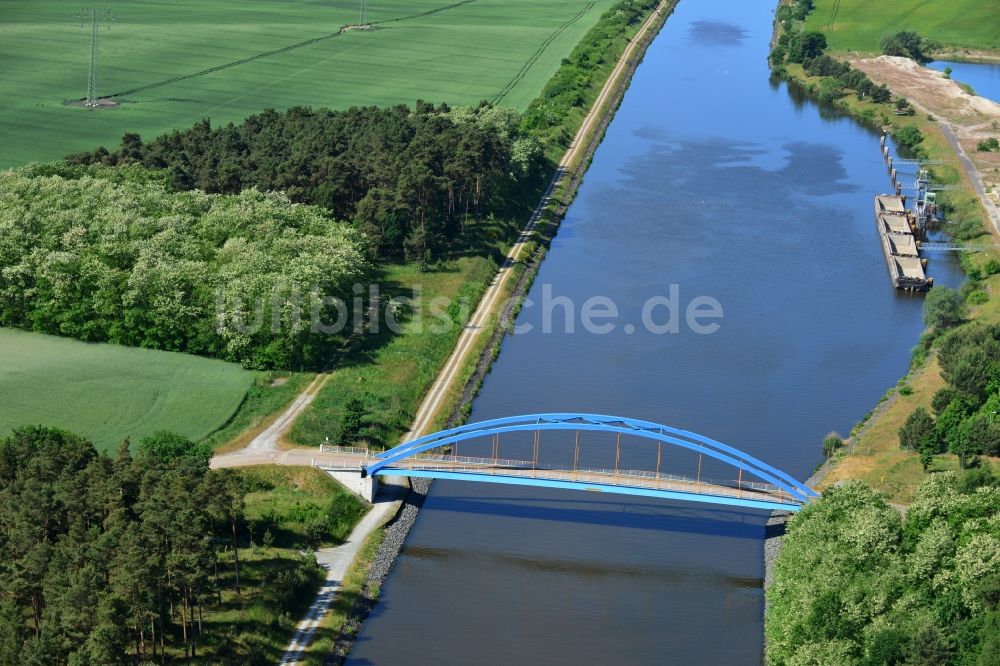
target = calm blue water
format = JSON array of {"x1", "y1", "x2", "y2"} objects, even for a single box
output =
[
  {"x1": 928, "y1": 60, "x2": 1000, "y2": 103},
  {"x1": 348, "y1": 1, "x2": 963, "y2": 664}
]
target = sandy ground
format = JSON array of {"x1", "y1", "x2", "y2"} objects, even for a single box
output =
[
  {"x1": 853, "y1": 55, "x2": 1000, "y2": 128},
  {"x1": 852, "y1": 56, "x2": 1000, "y2": 217}
]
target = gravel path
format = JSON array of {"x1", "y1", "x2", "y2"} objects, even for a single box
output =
[
  {"x1": 279, "y1": 485, "x2": 404, "y2": 665},
  {"x1": 329, "y1": 478, "x2": 431, "y2": 664}
]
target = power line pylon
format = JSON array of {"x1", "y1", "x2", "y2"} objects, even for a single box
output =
[
  {"x1": 79, "y1": 8, "x2": 113, "y2": 108},
  {"x1": 359, "y1": 0, "x2": 370, "y2": 29}
]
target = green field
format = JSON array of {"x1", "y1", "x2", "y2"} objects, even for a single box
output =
[
  {"x1": 0, "y1": 0, "x2": 616, "y2": 168},
  {"x1": 805, "y1": 0, "x2": 1000, "y2": 54},
  {"x1": 0, "y1": 327, "x2": 253, "y2": 451}
]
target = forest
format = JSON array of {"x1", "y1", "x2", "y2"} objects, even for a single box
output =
[
  {"x1": 0, "y1": 164, "x2": 371, "y2": 370},
  {"x1": 0, "y1": 426, "x2": 366, "y2": 664},
  {"x1": 766, "y1": 475, "x2": 1000, "y2": 666},
  {"x1": 67, "y1": 103, "x2": 543, "y2": 260}
]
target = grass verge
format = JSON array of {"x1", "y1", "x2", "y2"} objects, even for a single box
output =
[
  {"x1": 205, "y1": 371, "x2": 316, "y2": 453},
  {"x1": 238, "y1": 465, "x2": 369, "y2": 549},
  {"x1": 299, "y1": 525, "x2": 389, "y2": 665}
]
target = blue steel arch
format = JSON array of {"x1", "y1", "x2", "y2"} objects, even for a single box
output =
[{"x1": 364, "y1": 413, "x2": 817, "y2": 503}]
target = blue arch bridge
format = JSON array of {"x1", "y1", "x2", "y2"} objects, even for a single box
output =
[{"x1": 318, "y1": 414, "x2": 818, "y2": 512}]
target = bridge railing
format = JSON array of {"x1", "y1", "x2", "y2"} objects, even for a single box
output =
[
  {"x1": 318, "y1": 444, "x2": 371, "y2": 457},
  {"x1": 390, "y1": 453, "x2": 797, "y2": 502}
]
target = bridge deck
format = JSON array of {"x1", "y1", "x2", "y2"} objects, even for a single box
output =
[{"x1": 311, "y1": 452, "x2": 801, "y2": 509}]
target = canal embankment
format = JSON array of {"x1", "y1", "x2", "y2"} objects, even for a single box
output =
[
  {"x1": 767, "y1": 0, "x2": 1000, "y2": 507},
  {"x1": 325, "y1": 2, "x2": 678, "y2": 661}
]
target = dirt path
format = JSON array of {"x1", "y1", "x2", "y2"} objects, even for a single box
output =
[
  {"x1": 851, "y1": 55, "x2": 1000, "y2": 235},
  {"x1": 403, "y1": 0, "x2": 670, "y2": 445},
  {"x1": 936, "y1": 118, "x2": 1000, "y2": 234},
  {"x1": 210, "y1": 373, "x2": 327, "y2": 467}
]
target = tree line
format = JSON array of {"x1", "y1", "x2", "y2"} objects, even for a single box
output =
[
  {"x1": 0, "y1": 164, "x2": 371, "y2": 370},
  {"x1": 899, "y1": 318, "x2": 1000, "y2": 470},
  {"x1": 880, "y1": 31, "x2": 937, "y2": 65},
  {"x1": 520, "y1": 0, "x2": 659, "y2": 153},
  {"x1": 767, "y1": 475, "x2": 1000, "y2": 665},
  {"x1": 770, "y1": 5, "x2": 897, "y2": 109},
  {"x1": 66, "y1": 103, "x2": 543, "y2": 260},
  {"x1": 0, "y1": 426, "x2": 325, "y2": 664}
]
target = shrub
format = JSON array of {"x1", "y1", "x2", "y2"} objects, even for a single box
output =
[
  {"x1": 948, "y1": 215, "x2": 986, "y2": 241},
  {"x1": 967, "y1": 290, "x2": 989, "y2": 305},
  {"x1": 899, "y1": 406, "x2": 935, "y2": 451},
  {"x1": 931, "y1": 386, "x2": 960, "y2": 415},
  {"x1": 823, "y1": 432, "x2": 844, "y2": 458},
  {"x1": 892, "y1": 125, "x2": 924, "y2": 150},
  {"x1": 872, "y1": 84, "x2": 892, "y2": 103},
  {"x1": 976, "y1": 137, "x2": 1000, "y2": 152},
  {"x1": 959, "y1": 465, "x2": 999, "y2": 492},
  {"x1": 787, "y1": 31, "x2": 827, "y2": 63},
  {"x1": 815, "y1": 77, "x2": 844, "y2": 104},
  {"x1": 880, "y1": 31, "x2": 931, "y2": 63},
  {"x1": 272, "y1": 553, "x2": 325, "y2": 615},
  {"x1": 952, "y1": 414, "x2": 1000, "y2": 465},
  {"x1": 923, "y1": 286, "x2": 967, "y2": 329}
]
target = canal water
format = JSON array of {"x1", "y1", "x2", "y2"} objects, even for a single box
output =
[
  {"x1": 927, "y1": 59, "x2": 1000, "y2": 104},
  {"x1": 348, "y1": 1, "x2": 963, "y2": 663}
]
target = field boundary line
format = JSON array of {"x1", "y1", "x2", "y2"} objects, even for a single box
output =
[
  {"x1": 96, "y1": 0, "x2": 482, "y2": 101},
  {"x1": 490, "y1": 1, "x2": 597, "y2": 106}
]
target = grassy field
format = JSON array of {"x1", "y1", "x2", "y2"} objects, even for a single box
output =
[
  {"x1": 0, "y1": 0, "x2": 617, "y2": 168},
  {"x1": 805, "y1": 0, "x2": 1000, "y2": 55},
  {"x1": 0, "y1": 327, "x2": 253, "y2": 452}
]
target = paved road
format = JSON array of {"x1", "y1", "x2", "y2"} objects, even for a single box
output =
[{"x1": 210, "y1": 448, "x2": 360, "y2": 469}]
